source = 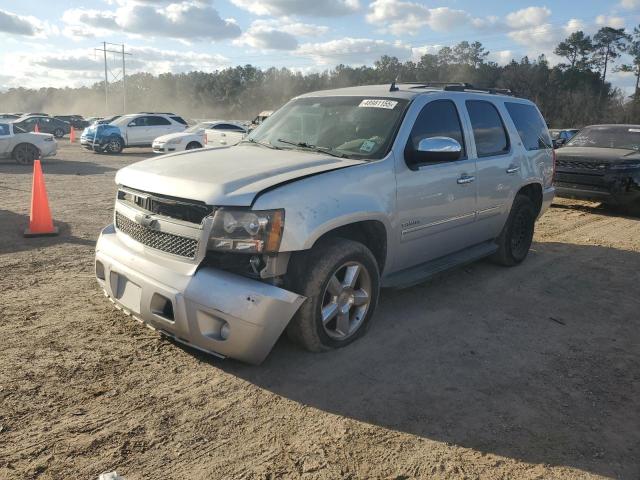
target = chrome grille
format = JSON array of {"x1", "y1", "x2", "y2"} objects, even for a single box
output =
[
  {"x1": 556, "y1": 159, "x2": 607, "y2": 173},
  {"x1": 115, "y1": 212, "x2": 198, "y2": 259},
  {"x1": 117, "y1": 187, "x2": 212, "y2": 224}
]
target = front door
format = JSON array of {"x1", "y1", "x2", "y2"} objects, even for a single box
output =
[{"x1": 394, "y1": 98, "x2": 478, "y2": 270}]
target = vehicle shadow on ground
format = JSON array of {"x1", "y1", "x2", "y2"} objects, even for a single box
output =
[
  {"x1": 214, "y1": 241, "x2": 640, "y2": 478},
  {"x1": 0, "y1": 209, "x2": 95, "y2": 254},
  {"x1": 551, "y1": 200, "x2": 640, "y2": 219},
  {"x1": 0, "y1": 159, "x2": 118, "y2": 176}
]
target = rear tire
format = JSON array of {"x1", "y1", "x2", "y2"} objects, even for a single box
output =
[
  {"x1": 12, "y1": 143, "x2": 39, "y2": 165},
  {"x1": 185, "y1": 141, "x2": 202, "y2": 150},
  {"x1": 286, "y1": 238, "x2": 380, "y2": 352},
  {"x1": 491, "y1": 194, "x2": 536, "y2": 266}
]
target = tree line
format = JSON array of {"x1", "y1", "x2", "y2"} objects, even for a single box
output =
[{"x1": 2, "y1": 25, "x2": 640, "y2": 127}]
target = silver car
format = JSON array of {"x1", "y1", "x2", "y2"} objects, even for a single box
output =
[
  {"x1": 95, "y1": 83, "x2": 555, "y2": 364},
  {"x1": 0, "y1": 122, "x2": 57, "y2": 164}
]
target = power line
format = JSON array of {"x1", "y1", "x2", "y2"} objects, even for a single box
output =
[{"x1": 95, "y1": 42, "x2": 132, "y2": 114}]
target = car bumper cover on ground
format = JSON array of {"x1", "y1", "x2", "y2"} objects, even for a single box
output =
[{"x1": 95, "y1": 224, "x2": 306, "y2": 364}]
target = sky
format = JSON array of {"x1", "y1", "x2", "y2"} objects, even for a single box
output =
[{"x1": 0, "y1": 0, "x2": 639, "y2": 92}]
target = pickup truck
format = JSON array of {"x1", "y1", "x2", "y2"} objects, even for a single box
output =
[{"x1": 95, "y1": 83, "x2": 555, "y2": 364}]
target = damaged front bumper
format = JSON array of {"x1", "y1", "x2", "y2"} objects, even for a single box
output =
[{"x1": 95, "y1": 224, "x2": 306, "y2": 364}]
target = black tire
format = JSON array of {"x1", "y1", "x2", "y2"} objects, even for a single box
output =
[
  {"x1": 185, "y1": 141, "x2": 202, "y2": 150},
  {"x1": 53, "y1": 128, "x2": 64, "y2": 138},
  {"x1": 492, "y1": 194, "x2": 536, "y2": 266},
  {"x1": 286, "y1": 238, "x2": 380, "y2": 352},
  {"x1": 12, "y1": 143, "x2": 39, "y2": 165},
  {"x1": 103, "y1": 136, "x2": 124, "y2": 154}
]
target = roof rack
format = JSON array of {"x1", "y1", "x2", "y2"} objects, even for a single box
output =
[{"x1": 404, "y1": 82, "x2": 514, "y2": 96}]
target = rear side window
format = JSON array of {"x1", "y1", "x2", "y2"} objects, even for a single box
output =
[
  {"x1": 505, "y1": 102, "x2": 552, "y2": 150},
  {"x1": 406, "y1": 99, "x2": 466, "y2": 160},
  {"x1": 148, "y1": 116, "x2": 171, "y2": 126},
  {"x1": 170, "y1": 116, "x2": 187, "y2": 125},
  {"x1": 466, "y1": 100, "x2": 509, "y2": 157},
  {"x1": 0, "y1": 123, "x2": 9, "y2": 136}
]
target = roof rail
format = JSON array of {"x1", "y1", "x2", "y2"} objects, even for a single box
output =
[{"x1": 405, "y1": 82, "x2": 514, "y2": 96}]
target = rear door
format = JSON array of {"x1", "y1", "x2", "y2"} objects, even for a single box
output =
[
  {"x1": 464, "y1": 99, "x2": 518, "y2": 240},
  {"x1": 147, "y1": 116, "x2": 174, "y2": 142},
  {"x1": 394, "y1": 97, "x2": 478, "y2": 269}
]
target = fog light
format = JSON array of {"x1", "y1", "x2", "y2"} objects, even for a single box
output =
[{"x1": 220, "y1": 322, "x2": 230, "y2": 340}]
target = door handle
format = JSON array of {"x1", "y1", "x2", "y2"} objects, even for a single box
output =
[
  {"x1": 457, "y1": 175, "x2": 475, "y2": 184},
  {"x1": 506, "y1": 165, "x2": 520, "y2": 174}
]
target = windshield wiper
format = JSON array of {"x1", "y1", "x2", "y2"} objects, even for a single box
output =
[
  {"x1": 240, "y1": 137, "x2": 281, "y2": 150},
  {"x1": 276, "y1": 138, "x2": 347, "y2": 158}
]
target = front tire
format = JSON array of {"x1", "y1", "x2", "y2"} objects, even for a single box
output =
[
  {"x1": 103, "y1": 136, "x2": 124, "y2": 154},
  {"x1": 286, "y1": 238, "x2": 380, "y2": 352},
  {"x1": 12, "y1": 143, "x2": 39, "y2": 165},
  {"x1": 492, "y1": 194, "x2": 536, "y2": 266}
]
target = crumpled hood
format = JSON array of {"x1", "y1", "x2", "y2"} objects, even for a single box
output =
[{"x1": 115, "y1": 144, "x2": 365, "y2": 206}]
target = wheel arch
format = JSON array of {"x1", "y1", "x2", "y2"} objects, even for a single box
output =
[
  {"x1": 516, "y1": 182, "x2": 543, "y2": 217},
  {"x1": 307, "y1": 218, "x2": 388, "y2": 273},
  {"x1": 12, "y1": 142, "x2": 40, "y2": 158}
]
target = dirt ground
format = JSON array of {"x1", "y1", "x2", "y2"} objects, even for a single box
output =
[{"x1": 1, "y1": 140, "x2": 639, "y2": 480}]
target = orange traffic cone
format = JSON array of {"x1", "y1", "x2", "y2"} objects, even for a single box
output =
[
  {"x1": 24, "y1": 160, "x2": 58, "y2": 237},
  {"x1": 34, "y1": 122, "x2": 40, "y2": 133},
  {"x1": 69, "y1": 127, "x2": 76, "y2": 143}
]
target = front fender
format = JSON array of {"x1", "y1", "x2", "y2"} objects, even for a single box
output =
[{"x1": 252, "y1": 158, "x2": 396, "y2": 253}]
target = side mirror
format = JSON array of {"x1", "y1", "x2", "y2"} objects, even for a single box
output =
[
  {"x1": 407, "y1": 136, "x2": 462, "y2": 168},
  {"x1": 128, "y1": 122, "x2": 136, "y2": 127}
]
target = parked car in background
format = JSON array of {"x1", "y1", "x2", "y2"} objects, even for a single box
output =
[
  {"x1": 12, "y1": 115, "x2": 71, "y2": 138},
  {"x1": 23, "y1": 112, "x2": 49, "y2": 117},
  {"x1": 86, "y1": 116, "x2": 104, "y2": 124},
  {"x1": 550, "y1": 128, "x2": 579, "y2": 148},
  {"x1": 249, "y1": 110, "x2": 273, "y2": 130},
  {"x1": 554, "y1": 124, "x2": 640, "y2": 211},
  {"x1": 152, "y1": 120, "x2": 248, "y2": 153},
  {"x1": 81, "y1": 113, "x2": 187, "y2": 153},
  {"x1": 54, "y1": 115, "x2": 89, "y2": 129},
  {"x1": 0, "y1": 121, "x2": 57, "y2": 164},
  {"x1": 0, "y1": 113, "x2": 21, "y2": 120},
  {"x1": 95, "y1": 83, "x2": 554, "y2": 364}
]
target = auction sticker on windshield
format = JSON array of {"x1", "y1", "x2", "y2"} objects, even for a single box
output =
[{"x1": 359, "y1": 99, "x2": 398, "y2": 109}]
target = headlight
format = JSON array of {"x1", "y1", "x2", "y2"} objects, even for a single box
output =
[
  {"x1": 609, "y1": 162, "x2": 640, "y2": 170},
  {"x1": 208, "y1": 208, "x2": 284, "y2": 254},
  {"x1": 167, "y1": 137, "x2": 182, "y2": 145}
]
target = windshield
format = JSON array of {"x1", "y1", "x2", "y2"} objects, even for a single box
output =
[
  {"x1": 566, "y1": 126, "x2": 640, "y2": 151},
  {"x1": 186, "y1": 122, "x2": 213, "y2": 133},
  {"x1": 247, "y1": 96, "x2": 409, "y2": 159}
]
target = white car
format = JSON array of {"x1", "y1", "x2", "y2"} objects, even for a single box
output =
[
  {"x1": 81, "y1": 113, "x2": 187, "y2": 153},
  {"x1": 152, "y1": 120, "x2": 247, "y2": 153},
  {"x1": 0, "y1": 121, "x2": 57, "y2": 164}
]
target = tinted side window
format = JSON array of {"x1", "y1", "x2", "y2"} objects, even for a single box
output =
[
  {"x1": 148, "y1": 116, "x2": 171, "y2": 126},
  {"x1": 170, "y1": 116, "x2": 187, "y2": 125},
  {"x1": 505, "y1": 102, "x2": 552, "y2": 150},
  {"x1": 466, "y1": 100, "x2": 509, "y2": 157},
  {"x1": 0, "y1": 124, "x2": 9, "y2": 136},
  {"x1": 406, "y1": 99, "x2": 466, "y2": 160}
]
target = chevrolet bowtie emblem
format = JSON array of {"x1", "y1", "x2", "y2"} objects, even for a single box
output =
[{"x1": 135, "y1": 213, "x2": 159, "y2": 230}]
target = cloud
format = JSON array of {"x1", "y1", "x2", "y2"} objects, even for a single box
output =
[
  {"x1": 595, "y1": 15, "x2": 626, "y2": 29},
  {"x1": 0, "y1": 8, "x2": 55, "y2": 37},
  {"x1": 62, "y1": 1, "x2": 241, "y2": 41},
  {"x1": 234, "y1": 19, "x2": 328, "y2": 51},
  {"x1": 366, "y1": 0, "x2": 497, "y2": 36},
  {"x1": 410, "y1": 44, "x2": 443, "y2": 61},
  {"x1": 620, "y1": 0, "x2": 640, "y2": 9},
  {"x1": 505, "y1": 6, "x2": 551, "y2": 29},
  {"x1": 295, "y1": 37, "x2": 411, "y2": 64},
  {"x1": 230, "y1": 0, "x2": 360, "y2": 17}
]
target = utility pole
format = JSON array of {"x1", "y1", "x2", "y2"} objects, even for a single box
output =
[{"x1": 95, "y1": 42, "x2": 132, "y2": 115}]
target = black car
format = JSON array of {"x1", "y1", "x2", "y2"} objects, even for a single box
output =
[
  {"x1": 12, "y1": 115, "x2": 71, "y2": 138},
  {"x1": 54, "y1": 115, "x2": 89, "y2": 129},
  {"x1": 554, "y1": 124, "x2": 640, "y2": 210}
]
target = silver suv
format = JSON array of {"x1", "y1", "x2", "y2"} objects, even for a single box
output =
[{"x1": 95, "y1": 83, "x2": 555, "y2": 364}]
